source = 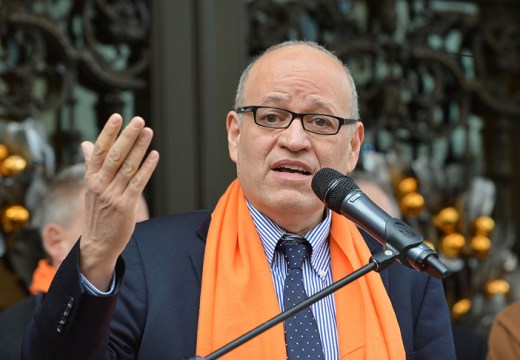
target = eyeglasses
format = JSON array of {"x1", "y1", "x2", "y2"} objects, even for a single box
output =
[{"x1": 235, "y1": 105, "x2": 358, "y2": 135}]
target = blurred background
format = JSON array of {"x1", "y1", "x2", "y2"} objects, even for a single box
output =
[{"x1": 0, "y1": 0, "x2": 519, "y2": 356}]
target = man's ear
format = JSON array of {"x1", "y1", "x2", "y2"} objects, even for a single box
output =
[
  {"x1": 227, "y1": 111, "x2": 241, "y2": 164},
  {"x1": 41, "y1": 223, "x2": 66, "y2": 264},
  {"x1": 346, "y1": 122, "x2": 365, "y2": 172}
]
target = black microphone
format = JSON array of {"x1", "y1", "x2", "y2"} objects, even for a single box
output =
[{"x1": 311, "y1": 167, "x2": 451, "y2": 279}]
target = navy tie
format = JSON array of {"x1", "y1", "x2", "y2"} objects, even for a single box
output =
[{"x1": 279, "y1": 234, "x2": 325, "y2": 360}]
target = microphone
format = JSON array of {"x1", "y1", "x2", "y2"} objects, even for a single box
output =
[{"x1": 311, "y1": 167, "x2": 451, "y2": 279}]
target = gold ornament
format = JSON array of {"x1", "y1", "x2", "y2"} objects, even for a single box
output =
[
  {"x1": 451, "y1": 298, "x2": 472, "y2": 321},
  {"x1": 396, "y1": 177, "x2": 418, "y2": 198},
  {"x1": 485, "y1": 279, "x2": 511, "y2": 297},
  {"x1": 0, "y1": 143, "x2": 9, "y2": 162},
  {"x1": 470, "y1": 235, "x2": 491, "y2": 260},
  {"x1": 434, "y1": 207, "x2": 460, "y2": 234},
  {"x1": 473, "y1": 216, "x2": 495, "y2": 236},
  {"x1": 399, "y1": 192, "x2": 425, "y2": 217},
  {"x1": 439, "y1": 233, "x2": 466, "y2": 258},
  {"x1": 1, "y1": 205, "x2": 30, "y2": 233},
  {"x1": 0, "y1": 155, "x2": 27, "y2": 176}
]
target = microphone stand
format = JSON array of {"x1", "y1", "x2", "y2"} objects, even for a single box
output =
[{"x1": 188, "y1": 249, "x2": 398, "y2": 360}]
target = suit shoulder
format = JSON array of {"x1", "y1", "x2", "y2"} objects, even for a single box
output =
[
  {"x1": 134, "y1": 210, "x2": 211, "y2": 234},
  {"x1": 128, "y1": 210, "x2": 211, "y2": 256}
]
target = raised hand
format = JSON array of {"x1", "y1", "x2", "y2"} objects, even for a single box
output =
[{"x1": 79, "y1": 113, "x2": 159, "y2": 290}]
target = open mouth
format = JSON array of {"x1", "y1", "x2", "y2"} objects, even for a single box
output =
[{"x1": 275, "y1": 165, "x2": 311, "y2": 176}]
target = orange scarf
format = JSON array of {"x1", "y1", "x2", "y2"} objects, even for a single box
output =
[
  {"x1": 196, "y1": 179, "x2": 405, "y2": 359},
  {"x1": 29, "y1": 259, "x2": 56, "y2": 295}
]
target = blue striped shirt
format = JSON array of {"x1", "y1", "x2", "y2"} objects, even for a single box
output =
[{"x1": 247, "y1": 201, "x2": 339, "y2": 360}]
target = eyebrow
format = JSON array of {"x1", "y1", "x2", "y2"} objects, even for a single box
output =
[{"x1": 258, "y1": 94, "x2": 337, "y2": 114}]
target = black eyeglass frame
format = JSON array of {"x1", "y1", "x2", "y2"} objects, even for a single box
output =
[{"x1": 235, "y1": 105, "x2": 358, "y2": 135}]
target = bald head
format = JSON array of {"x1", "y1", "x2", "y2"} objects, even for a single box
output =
[{"x1": 234, "y1": 41, "x2": 359, "y2": 120}]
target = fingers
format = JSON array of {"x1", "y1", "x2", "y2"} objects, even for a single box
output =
[
  {"x1": 84, "y1": 113, "x2": 159, "y2": 197},
  {"x1": 125, "y1": 149, "x2": 160, "y2": 198},
  {"x1": 114, "y1": 126, "x2": 158, "y2": 196},
  {"x1": 103, "y1": 116, "x2": 146, "y2": 180},
  {"x1": 88, "y1": 113, "x2": 124, "y2": 175}
]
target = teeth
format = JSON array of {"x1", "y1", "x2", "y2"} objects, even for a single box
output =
[{"x1": 279, "y1": 165, "x2": 309, "y2": 174}]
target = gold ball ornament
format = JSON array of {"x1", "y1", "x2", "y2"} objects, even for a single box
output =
[
  {"x1": 1, "y1": 205, "x2": 30, "y2": 233},
  {"x1": 485, "y1": 279, "x2": 511, "y2": 298},
  {"x1": 439, "y1": 233, "x2": 466, "y2": 258},
  {"x1": 0, "y1": 155, "x2": 27, "y2": 176},
  {"x1": 0, "y1": 143, "x2": 9, "y2": 162},
  {"x1": 396, "y1": 177, "x2": 418, "y2": 198},
  {"x1": 399, "y1": 192, "x2": 425, "y2": 217},
  {"x1": 473, "y1": 216, "x2": 495, "y2": 236},
  {"x1": 434, "y1": 207, "x2": 460, "y2": 234},
  {"x1": 470, "y1": 235, "x2": 492, "y2": 260},
  {"x1": 451, "y1": 298, "x2": 472, "y2": 321}
]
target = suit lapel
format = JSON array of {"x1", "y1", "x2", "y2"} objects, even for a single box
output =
[{"x1": 190, "y1": 211, "x2": 211, "y2": 284}]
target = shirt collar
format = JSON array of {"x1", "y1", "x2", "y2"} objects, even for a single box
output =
[{"x1": 246, "y1": 200, "x2": 332, "y2": 272}]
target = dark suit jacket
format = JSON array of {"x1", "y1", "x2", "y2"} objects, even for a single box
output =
[
  {"x1": 22, "y1": 210, "x2": 456, "y2": 359},
  {"x1": 0, "y1": 293, "x2": 42, "y2": 360}
]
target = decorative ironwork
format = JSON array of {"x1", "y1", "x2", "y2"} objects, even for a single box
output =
[{"x1": 0, "y1": 0, "x2": 150, "y2": 121}]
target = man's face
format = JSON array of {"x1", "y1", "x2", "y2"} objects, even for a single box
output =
[{"x1": 227, "y1": 45, "x2": 364, "y2": 233}]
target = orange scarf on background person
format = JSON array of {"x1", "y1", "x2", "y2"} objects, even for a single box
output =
[
  {"x1": 196, "y1": 179, "x2": 406, "y2": 359},
  {"x1": 29, "y1": 259, "x2": 56, "y2": 295}
]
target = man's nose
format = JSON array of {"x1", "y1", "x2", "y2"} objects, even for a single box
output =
[
  {"x1": 287, "y1": 117, "x2": 306, "y2": 132},
  {"x1": 279, "y1": 117, "x2": 311, "y2": 149}
]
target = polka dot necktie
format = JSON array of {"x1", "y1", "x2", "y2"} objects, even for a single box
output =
[{"x1": 279, "y1": 234, "x2": 324, "y2": 360}]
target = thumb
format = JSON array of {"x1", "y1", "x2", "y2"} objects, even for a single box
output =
[{"x1": 81, "y1": 141, "x2": 95, "y2": 168}]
